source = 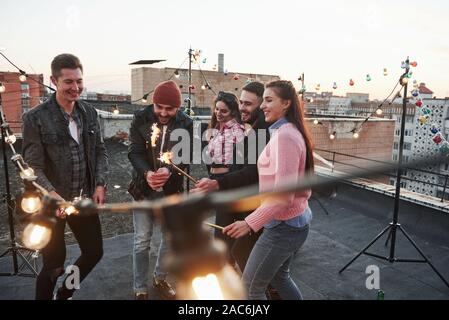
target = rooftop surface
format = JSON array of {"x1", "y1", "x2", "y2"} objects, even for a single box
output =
[{"x1": 1, "y1": 182, "x2": 448, "y2": 300}]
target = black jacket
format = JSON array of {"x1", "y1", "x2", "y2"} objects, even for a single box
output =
[
  {"x1": 22, "y1": 94, "x2": 109, "y2": 200},
  {"x1": 216, "y1": 110, "x2": 270, "y2": 190},
  {"x1": 128, "y1": 105, "x2": 193, "y2": 199}
]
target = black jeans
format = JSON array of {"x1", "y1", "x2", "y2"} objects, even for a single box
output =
[
  {"x1": 209, "y1": 173, "x2": 245, "y2": 265},
  {"x1": 35, "y1": 213, "x2": 103, "y2": 300}
]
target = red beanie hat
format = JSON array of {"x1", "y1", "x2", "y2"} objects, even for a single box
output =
[{"x1": 152, "y1": 80, "x2": 182, "y2": 108}]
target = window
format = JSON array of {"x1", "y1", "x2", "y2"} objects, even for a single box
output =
[
  {"x1": 395, "y1": 129, "x2": 400, "y2": 136},
  {"x1": 393, "y1": 154, "x2": 398, "y2": 161},
  {"x1": 393, "y1": 142, "x2": 399, "y2": 150},
  {"x1": 405, "y1": 129, "x2": 413, "y2": 136},
  {"x1": 404, "y1": 142, "x2": 412, "y2": 150}
]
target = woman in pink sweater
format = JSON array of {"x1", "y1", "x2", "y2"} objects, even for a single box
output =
[{"x1": 223, "y1": 80, "x2": 315, "y2": 300}]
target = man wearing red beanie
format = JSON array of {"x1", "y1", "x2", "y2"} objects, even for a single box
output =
[{"x1": 128, "y1": 80, "x2": 192, "y2": 299}]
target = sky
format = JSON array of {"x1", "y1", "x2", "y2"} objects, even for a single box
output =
[{"x1": 1, "y1": 0, "x2": 449, "y2": 100}]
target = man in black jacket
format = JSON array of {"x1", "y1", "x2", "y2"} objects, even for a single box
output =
[
  {"x1": 22, "y1": 53, "x2": 108, "y2": 300},
  {"x1": 192, "y1": 81, "x2": 269, "y2": 271},
  {"x1": 128, "y1": 80, "x2": 192, "y2": 300}
]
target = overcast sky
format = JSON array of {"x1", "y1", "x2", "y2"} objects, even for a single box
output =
[{"x1": 1, "y1": 0, "x2": 448, "y2": 99}]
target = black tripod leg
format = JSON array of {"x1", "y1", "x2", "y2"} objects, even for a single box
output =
[
  {"x1": 398, "y1": 225, "x2": 449, "y2": 289},
  {"x1": 0, "y1": 248, "x2": 13, "y2": 259},
  {"x1": 384, "y1": 228, "x2": 393, "y2": 247},
  {"x1": 339, "y1": 224, "x2": 392, "y2": 274}
]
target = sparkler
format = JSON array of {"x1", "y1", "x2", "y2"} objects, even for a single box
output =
[
  {"x1": 159, "y1": 152, "x2": 198, "y2": 184},
  {"x1": 150, "y1": 123, "x2": 161, "y2": 170}
]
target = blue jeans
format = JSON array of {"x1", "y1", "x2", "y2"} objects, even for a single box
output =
[
  {"x1": 242, "y1": 223, "x2": 309, "y2": 300},
  {"x1": 133, "y1": 208, "x2": 170, "y2": 293}
]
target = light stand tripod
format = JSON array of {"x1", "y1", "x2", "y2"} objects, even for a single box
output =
[
  {"x1": 0, "y1": 97, "x2": 38, "y2": 277},
  {"x1": 339, "y1": 58, "x2": 449, "y2": 289}
]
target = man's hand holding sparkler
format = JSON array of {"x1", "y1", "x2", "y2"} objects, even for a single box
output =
[{"x1": 146, "y1": 167, "x2": 171, "y2": 191}]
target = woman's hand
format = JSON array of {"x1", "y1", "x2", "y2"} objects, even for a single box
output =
[{"x1": 223, "y1": 220, "x2": 252, "y2": 238}]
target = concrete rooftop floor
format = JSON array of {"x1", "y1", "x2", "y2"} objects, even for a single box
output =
[{"x1": 1, "y1": 183, "x2": 449, "y2": 300}]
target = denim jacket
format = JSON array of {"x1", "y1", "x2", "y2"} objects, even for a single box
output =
[{"x1": 22, "y1": 94, "x2": 109, "y2": 200}]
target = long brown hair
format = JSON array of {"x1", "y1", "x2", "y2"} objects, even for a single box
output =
[
  {"x1": 209, "y1": 91, "x2": 242, "y2": 129},
  {"x1": 266, "y1": 80, "x2": 315, "y2": 173}
]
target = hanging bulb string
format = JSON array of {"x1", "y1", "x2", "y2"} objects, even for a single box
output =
[
  {"x1": 0, "y1": 51, "x2": 55, "y2": 92},
  {"x1": 349, "y1": 79, "x2": 401, "y2": 135},
  {"x1": 194, "y1": 59, "x2": 217, "y2": 95}
]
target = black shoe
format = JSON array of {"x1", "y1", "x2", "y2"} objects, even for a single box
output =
[
  {"x1": 152, "y1": 277, "x2": 176, "y2": 300},
  {"x1": 53, "y1": 287, "x2": 73, "y2": 300},
  {"x1": 134, "y1": 292, "x2": 148, "y2": 300}
]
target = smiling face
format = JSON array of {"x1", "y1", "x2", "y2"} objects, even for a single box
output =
[
  {"x1": 239, "y1": 90, "x2": 261, "y2": 124},
  {"x1": 260, "y1": 87, "x2": 290, "y2": 123},
  {"x1": 214, "y1": 101, "x2": 233, "y2": 124},
  {"x1": 154, "y1": 103, "x2": 178, "y2": 125},
  {"x1": 51, "y1": 68, "x2": 84, "y2": 104}
]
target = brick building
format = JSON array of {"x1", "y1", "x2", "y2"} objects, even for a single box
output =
[
  {"x1": 131, "y1": 66, "x2": 280, "y2": 114},
  {"x1": 0, "y1": 71, "x2": 46, "y2": 134}
]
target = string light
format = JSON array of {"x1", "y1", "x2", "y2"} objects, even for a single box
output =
[
  {"x1": 383, "y1": 68, "x2": 388, "y2": 76},
  {"x1": 400, "y1": 76, "x2": 408, "y2": 85},
  {"x1": 353, "y1": 131, "x2": 359, "y2": 139},
  {"x1": 329, "y1": 132, "x2": 336, "y2": 140},
  {"x1": 366, "y1": 74, "x2": 372, "y2": 82},
  {"x1": 112, "y1": 105, "x2": 120, "y2": 115},
  {"x1": 375, "y1": 107, "x2": 383, "y2": 115},
  {"x1": 5, "y1": 134, "x2": 17, "y2": 145},
  {"x1": 349, "y1": 79, "x2": 354, "y2": 86},
  {"x1": 333, "y1": 82, "x2": 337, "y2": 90},
  {"x1": 19, "y1": 74, "x2": 27, "y2": 82},
  {"x1": 0, "y1": 83, "x2": 5, "y2": 93},
  {"x1": 313, "y1": 119, "x2": 319, "y2": 125},
  {"x1": 174, "y1": 70, "x2": 180, "y2": 79}
]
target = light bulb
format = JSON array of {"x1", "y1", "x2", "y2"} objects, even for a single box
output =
[
  {"x1": 19, "y1": 74, "x2": 27, "y2": 82},
  {"x1": 332, "y1": 82, "x2": 337, "y2": 90},
  {"x1": 353, "y1": 132, "x2": 359, "y2": 139},
  {"x1": 20, "y1": 167, "x2": 35, "y2": 179},
  {"x1": 22, "y1": 223, "x2": 52, "y2": 250},
  {"x1": 366, "y1": 74, "x2": 371, "y2": 81},
  {"x1": 315, "y1": 84, "x2": 320, "y2": 91},
  {"x1": 176, "y1": 265, "x2": 245, "y2": 300},
  {"x1": 0, "y1": 83, "x2": 5, "y2": 93},
  {"x1": 376, "y1": 108, "x2": 383, "y2": 115},
  {"x1": 349, "y1": 79, "x2": 354, "y2": 86},
  {"x1": 142, "y1": 98, "x2": 147, "y2": 103},
  {"x1": 410, "y1": 61, "x2": 418, "y2": 67},
  {"x1": 401, "y1": 77, "x2": 408, "y2": 85},
  {"x1": 5, "y1": 134, "x2": 17, "y2": 144},
  {"x1": 113, "y1": 108, "x2": 120, "y2": 115},
  {"x1": 201, "y1": 85, "x2": 206, "y2": 90},
  {"x1": 21, "y1": 195, "x2": 42, "y2": 214},
  {"x1": 329, "y1": 132, "x2": 336, "y2": 140},
  {"x1": 313, "y1": 119, "x2": 319, "y2": 125},
  {"x1": 383, "y1": 68, "x2": 388, "y2": 76}
]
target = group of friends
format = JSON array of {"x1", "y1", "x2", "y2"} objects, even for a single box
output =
[{"x1": 21, "y1": 53, "x2": 315, "y2": 300}]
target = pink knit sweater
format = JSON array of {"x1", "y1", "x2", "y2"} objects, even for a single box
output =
[{"x1": 245, "y1": 123, "x2": 311, "y2": 232}]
